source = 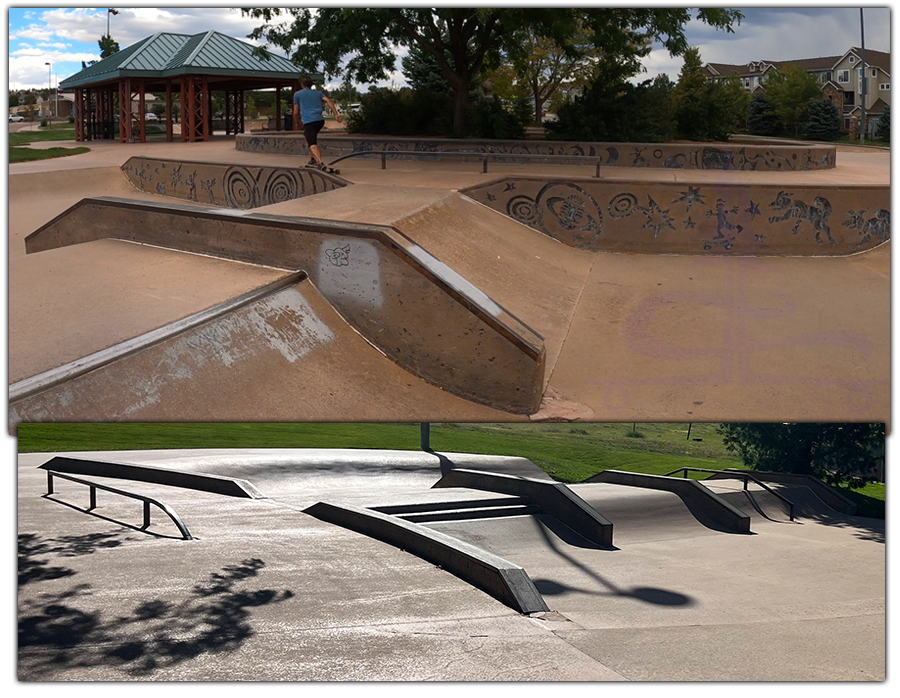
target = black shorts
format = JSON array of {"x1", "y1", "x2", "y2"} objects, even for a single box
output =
[{"x1": 303, "y1": 120, "x2": 325, "y2": 146}]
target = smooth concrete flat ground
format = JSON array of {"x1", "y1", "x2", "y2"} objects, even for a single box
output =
[
  {"x1": 7, "y1": 137, "x2": 890, "y2": 423},
  {"x1": 16, "y1": 449, "x2": 885, "y2": 681}
]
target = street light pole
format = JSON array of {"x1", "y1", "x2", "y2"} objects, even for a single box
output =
[
  {"x1": 107, "y1": 8, "x2": 119, "y2": 38},
  {"x1": 860, "y1": 8, "x2": 867, "y2": 145},
  {"x1": 44, "y1": 61, "x2": 51, "y2": 120}
]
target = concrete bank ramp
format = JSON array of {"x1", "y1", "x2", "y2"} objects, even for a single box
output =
[
  {"x1": 23, "y1": 196, "x2": 545, "y2": 415},
  {"x1": 9, "y1": 277, "x2": 509, "y2": 430}
]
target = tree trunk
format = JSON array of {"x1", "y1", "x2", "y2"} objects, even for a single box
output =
[
  {"x1": 452, "y1": 82, "x2": 470, "y2": 136},
  {"x1": 533, "y1": 88, "x2": 543, "y2": 127}
]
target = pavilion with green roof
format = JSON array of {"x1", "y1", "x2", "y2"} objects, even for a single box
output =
[{"x1": 60, "y1": 30, "x2": 301, "y2": 143}]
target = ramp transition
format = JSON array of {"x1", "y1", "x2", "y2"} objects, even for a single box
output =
[{"x1": 23, "y1": 197, "x2": 545, "y2": 415}]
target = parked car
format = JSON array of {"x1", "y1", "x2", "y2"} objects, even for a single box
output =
[
  {"x1": 145, "y1": 112, "x2": 159, "y2": 121},
  {"x1": 9, "y1": 114, "x2": 25, "y2": 122}
]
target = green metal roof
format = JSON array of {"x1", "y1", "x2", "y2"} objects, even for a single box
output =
[{"x1": 60, "y1": 31, "x2": 300, "y2": 88}]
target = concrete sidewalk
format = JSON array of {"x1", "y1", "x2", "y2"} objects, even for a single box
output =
[{"x1": 17, "y1": 448, "x2": 885, "y2": 681}]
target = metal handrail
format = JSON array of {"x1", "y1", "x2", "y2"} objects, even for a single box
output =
[
  {"x1": 326, "y1": 149, "x2": 606, "y2": 178},
  {"x1": 663, "y1": 467, "x2": 795, "y2": 521},
  {"x1": 45, "y1": 470, "x2": 194, "y2": 539}
]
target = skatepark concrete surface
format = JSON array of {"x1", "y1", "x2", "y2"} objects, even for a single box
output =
[
  {"x1": 17, "y1": 448, "x2": 885, "y2": 682},
  {"x1": 7, "y1": 136, "x2": 890, "y2": 424}
]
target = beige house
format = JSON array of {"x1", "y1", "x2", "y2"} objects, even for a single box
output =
[{"x1": 705, "y1": 47, "x2": 889, "y2": 134}]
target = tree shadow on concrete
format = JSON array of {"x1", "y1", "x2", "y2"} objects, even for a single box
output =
[
  {"x1": 18, "y1": 532, "x2": 128, "y2": 587},
  {"x1": 18, "y1": 557, "x2": 294, "y2": 679},
  {"x1": 796, "y1": 511, "x2": 885, "y2": 544}
]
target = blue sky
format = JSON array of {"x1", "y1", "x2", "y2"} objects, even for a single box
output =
[{"x1": 7, "y1": 6, "x2": 893, "y2": 92}]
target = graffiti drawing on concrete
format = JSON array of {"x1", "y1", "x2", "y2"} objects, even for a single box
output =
[
  {"x1": 767, "y1": 191, "x2": 834, "y2": 245},
  {"x1": 464, "y1": 177, "x2": 890, "y2": 256},
  {"x1": 123, "y1": 158, "x2": 345, "y2": 209}
]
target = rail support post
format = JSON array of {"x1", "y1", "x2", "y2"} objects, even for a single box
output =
[{"x1": 89, "y1": 485, "x2": 97, "y2": 511}]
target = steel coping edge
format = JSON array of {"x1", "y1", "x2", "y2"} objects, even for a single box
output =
[
  {"x1": 10, "y1": 272, "x2": 306, "y2": 404},
  {"x1": 303, "y1": 500, "x2": 549, "y2": 614},
  {"x1": 584, "y1": 470, "x2": 751, "y2": 533},
  {"x1": 38, "y1": 456, "x2": 266, "y2": 499},
  {"x1": 433, "y1": 468, "x2": 614, "y2": 546},
  {"x1": 720, "y1": 469, "x2": 857, "y2": 515}
]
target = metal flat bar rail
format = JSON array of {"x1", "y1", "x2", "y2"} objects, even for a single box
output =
[
  {"x1": 45, "y1": 469, "x2": 194, "y2": 539},
  {"x1": 663, "y1": 467, "x2": 795, "y2": 521},
  {"x1": 326, "y1": 150, "x2": 605, "y2": 178}
]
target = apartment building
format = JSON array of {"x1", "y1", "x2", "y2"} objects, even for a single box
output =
[{"x1": 705, "y1": 47, "x2": 890, "y2": 134}]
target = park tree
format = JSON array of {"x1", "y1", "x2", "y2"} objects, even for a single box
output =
[
  {"x1": 243, "y1": 7, "x2": 742, "y2": 135},
  {"x1": 401, "y1": 43, "x2": 454, "y2": 94},
  {"x1": 98, "y1": 34, "x2": 120, "y2": 58},
  {"x1": 764, "y1": 65, "x2": 821, "y2": 136},
  {"x1": 803, "y1": 97, "x2": 842, "y2": 141},
  {"x1": 548, "y1": 57, "x2": 676, "y2": 142},
  {"x1": 747, "y1": 92, "x2": 782, "y2": 136},
  {"x1": 672, "y1": 47, "x2": 748, "y2": 141},
  {"x1": 717, "y1": 423, "x2": 884, "y2": 487},
  {"x1": 874, "y1": 105, "x2": 889, "y2": 142},
  {"x1": 489, "y1": 23, "x2": 604, "y2": 126}
]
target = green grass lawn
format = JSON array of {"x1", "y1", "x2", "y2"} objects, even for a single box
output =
[
  {"x1": 17, "y1": 422, "x2": 882, "y2": 515},
  {"x1": 9, "y1": 145, "x2": 90, "y2": 162},
  {"x1": 8, "y1": 122, "x2": 78, "y2": 145}
]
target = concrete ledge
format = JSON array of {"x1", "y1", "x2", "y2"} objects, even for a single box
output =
[
  {"x1": 236, "y1": 134, "x2": 837, "y2": 172},
  {"x1": 584, "y1": 470, "x2": 751, "y2": 533},
  {"x1": 38, "y1": 456, "x2": 265, "y2": 499},
  {"x1": 303, "y1": 500, "x2": 549, "y2": 614},
  {"x1": 462, "y1": 176, "x2": 890, "y2": 256},
  {"x1": 121, "y1": 157, "x2": 349, "y2": 208},
  {"x1": 23, "y1": 197, "x2": 545, "y2": 414},
  {"x1": 433, "y1": 468, "x2": 613, "y2": 546},
  {"x1": 718, "y1": 469, "x2": 857, "y2": 515}
]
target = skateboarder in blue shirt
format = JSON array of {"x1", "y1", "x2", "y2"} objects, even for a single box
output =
[{"x1": 293, "y1": 76, "x2": 344, "y2": 171}]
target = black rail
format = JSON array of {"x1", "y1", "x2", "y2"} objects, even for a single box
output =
[
  {"x1": 45, "y1": 470, "x2": 194, "y2": 539},
  {"x1": 663, "y1": 467, "x2": 795, "y2": 521},
  {"x1": 326, "y1": 149, "x2": 606, "y2": 178}
]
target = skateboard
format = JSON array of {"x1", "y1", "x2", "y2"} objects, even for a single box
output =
[{"x1": 305, "y1": 162, "x2": 340, "y2": 175}]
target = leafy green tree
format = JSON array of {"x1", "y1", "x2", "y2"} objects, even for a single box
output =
[
  {"x1": 803, "y1": 97, "x2": 841, "y2": 141},
  {"x1": 747, "y1": 92, "x2": 782, "y2": 136},
  {"x1": 9, "y1": 91, "x2": 20, "y2": 107},
  {"x1": 764, "y1": 65, "x2": 821, "y2": 136},
  {"x1": 717, "y1": 423, "x2": 884, "y2": 487},
  {"x1": 489, "y1": 24, "x2": 603, "y2": 126},
  {"x1": 874, "y1": 105, "x2": 890, "y2": 142},
  {"x1": 244, "y1": 7, "x2": 742, "y2": 135},
  {"x1": 98, "y1": 34, "x2": 120, "y2": 58}
]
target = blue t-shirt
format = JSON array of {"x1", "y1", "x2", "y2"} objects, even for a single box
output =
[{"x1": 294, "y1": 88, "x2": 325, "y2": 124}]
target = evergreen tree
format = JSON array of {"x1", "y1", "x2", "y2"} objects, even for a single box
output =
[
  {"x1": 672, "y1": 48, "x2": 747, "y2": 141},
  {"x1": 747, "y1": 92, "x2": 782, "y2": 135},
  {"x1": 803, "y1": 97, "x2": 841, "y2": 141},
  {"x1": 874, "y1": 105, "x2": 890, "y2": 142},
  {"x1": 547, "y1": 58, "x2": 675, "y2": 142},
  {"x1": 98, "y1": 34, "x2": 120, "y2": 58}
]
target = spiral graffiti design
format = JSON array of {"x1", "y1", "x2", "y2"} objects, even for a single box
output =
[
  {"x1": 262, "y1": 169, "x2": 302, "y2": 205},
  {"x1": 506, "y1": 195, "x2": 537, "y2": 225},
  {"x1": 535, "y1": 182, "x2": 603, "y2": 248},
  {"x1": 608, "y1": 192, "x2": 638, "y2": 219},
  {"x1": 223, "y1": 166, "x2": 259, "y2": 209}
]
